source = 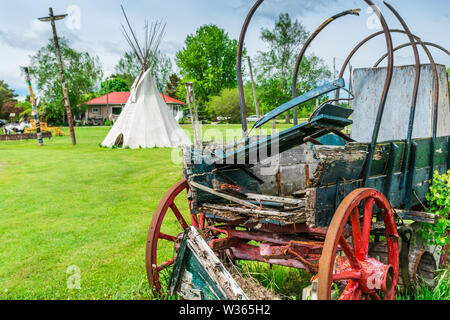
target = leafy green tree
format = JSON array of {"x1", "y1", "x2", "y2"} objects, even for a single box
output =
[
  {"x1": 209, "y1": 88, "x2": 241, "y2": 124},
  {"x1": 0, "y1": 80, "x2": 18, "y2": 119},
  {"x1": 17, "y1": 100, "x2": 33, "y2": 121},
  {"x1": 99, "y1": 77, "x2": 129, "y2": 95},
  {"x1": 208, "y1": 84, "x2": 256, "y2": 123},
  {"x1": 175, "y1": 25, "x2": 240, "y2": 107},
  {"x1": 114, "y1": 50, "x2": 172, "y2": 92},
  {"x1": 165, "y1": 74, "x2": 181, "y2": 98},
  {"x1": 256, "y1": 13, "x2": 330, "y2": 122},
  {"x1": 29, "y1": 37, "x2": 103, "y2": 123}
]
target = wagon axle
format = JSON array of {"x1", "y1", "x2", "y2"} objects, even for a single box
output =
[{"x1": 334, "y1": 255, "x2": 395, "y2": 298}]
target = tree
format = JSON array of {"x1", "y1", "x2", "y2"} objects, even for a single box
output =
[
  {"x1": 0, "y1": 80, "x2": 18, "y2": 119},
  {"x1": 165, "y1": 74, "x2": 181, "y2": 99},
  {"x1": 175, "y1": 25, "x2": 240, "y2": 107},
  {"x1": 209, "y1": 88, "x2": 241, "y2": 124},
  {"x1": 208, "y1": 84, "x2": 255, "y2": 123},
  {"x1": 2, "y1": 100, "x2": 21, "y2": 115},
  {"x1": 29, "y1": 37, "x2": 103, "y2": 123},
  {"x1": 256, "y1": 13, "x2": 330, "y2": 122},
  {"x1": 99, "y1": 77, "x2": 129, "y2": 95},
  {"x1": 114, "y1": 50, "x2": 172, "y2": 92},
  {"x1": 17, "y1": 100, "x2": 34, "y2": 121}
]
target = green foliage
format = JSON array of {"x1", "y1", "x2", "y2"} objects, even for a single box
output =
[
  {"x1": 397, "y1": 269, "x2": 450, "y2": 300},
  {"x1": 209, "y1": 85, "x2": 256, "y2": 123},
  {"x1": 17, "y1": 101, "x2": 33, "y2": 120},
  {"x1": 256, "y1": 13, "x2": 331, "y2": 122},
  {"x1": 114, "y1": 50, "x2": 172, "y2": 92},
  {"x1": 209, "y1": 88, "x2": 240, "y2": 123},
  {"x1": 28, "y1": 37, "x2": 103, "y2": 123},
  {"x1": 0, "y1": 80, "x2": 18, "y2": 118},
  {"x1": 165, "y1": 74, "x2": 181, "y2": 99},
  {"x1": 99, "y1": 78, "x2": 129, "y2": 95},
  {"x1": 258, "y1": 13, "x2": 309, "y2": 80},
  {"x1": 176, "y1": 25, "x2": 240, "y2": 105},
  {"x1": 418, "y1": 170, "x2": 450, "y2": 251}
]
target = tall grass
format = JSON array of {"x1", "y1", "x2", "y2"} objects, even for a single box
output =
[{"x1": 397, "y1": 269, "x2": 450, "y2": 300}]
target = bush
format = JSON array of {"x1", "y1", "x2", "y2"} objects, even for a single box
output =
[
  {"x1": 418, "y1": 170, "x2": 450, "y2": 251},
  {"x1": 103, "y1": 119, "x2": 111, "y2": 126}
]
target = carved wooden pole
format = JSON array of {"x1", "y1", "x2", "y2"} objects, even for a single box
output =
[
  {"x1": 23, "y1": 67, "x2": 43, "y2": 146},
  {"x1": 38, "y1": 8, "x2": 76, "y2": 145}
]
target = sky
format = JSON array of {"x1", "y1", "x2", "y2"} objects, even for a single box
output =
[{"x1": 0, "y1": 0, "x2": 449, "y2": 100}]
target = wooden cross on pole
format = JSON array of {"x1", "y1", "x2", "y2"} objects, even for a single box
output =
[{"x1": 38, "y1": 8, "x2": 77, "y2": 145}]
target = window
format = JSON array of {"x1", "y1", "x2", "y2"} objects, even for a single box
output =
[
  {"x1": 92, "y1": 108, "x2": 99, "y2": 113},
  {"x1": 112, "y1": 107, "x2": 122, "y2": 115}
]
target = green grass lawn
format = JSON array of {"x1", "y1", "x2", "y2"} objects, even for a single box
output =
[
  {"x1": 0, "y1": 125, "x2": 446, "y2": 300},
  {"x1": 0, "y1": 124, "x2": 298, "y2": 300}
]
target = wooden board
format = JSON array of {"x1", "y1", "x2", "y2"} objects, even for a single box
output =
[{"x1": 168, "y1": 226, "x2": 248, "y2": 300}]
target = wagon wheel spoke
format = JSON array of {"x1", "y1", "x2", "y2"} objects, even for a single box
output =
[
  {"x1": 159, "y1": 233, "x2": 178, "y2": 242},
  {"x1": 146, "y1": 179, "x2": 193, "y2": 295},
  {"x1": 350, "y1": 207, "x2": 365, "y2": 260},
  {"x1": 318, "y1": 189, "x2": 399, "y2": 300},
  {"x1": 332, "y1": 271, "x2": 362, "y2": 281},
  {"x1": 339, "y1": 280, "x2": 362, "y2": 300},
  {"x1": 170, "y1": 203, "x2": 189, "y2": 229},
  {"x1": 362, "y1": 198, "x2": 375, "y2": 257},
  {"x1": 339, "y1": 236, "x2": 362, "y2": 270},
  {"x1": 154, "y1": 258, "x2": 176, "y2": 272}
]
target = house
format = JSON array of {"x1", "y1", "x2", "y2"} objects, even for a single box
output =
[{"x1": 83, "y1": 91, "x2": 185, "y2": 125}]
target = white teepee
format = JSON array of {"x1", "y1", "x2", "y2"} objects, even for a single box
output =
[
  {"x1": 101, "y1": 6, "x2": 191, "y2": 149},
  {"x1": 101, "y1": 69, "x2": 191, "y2": 149}
]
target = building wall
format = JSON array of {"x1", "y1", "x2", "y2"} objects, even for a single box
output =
[
  {"x1": 87, "y1": 103, "x2": 183, "y2": 122},
  {"x1": 87, "y1": 104, "x2": 124, "y2": 121}
]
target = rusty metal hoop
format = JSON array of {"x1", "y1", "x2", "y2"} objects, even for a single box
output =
[
  {"x1": 145, "y1": 179, "x2": 201, "y2": 294},
  {"x1": 337, "y1": 27, "x2": 440, "y2": 187},
  {"x1": 291, "y1": 8, "x2": 361, "y2": 125},
  {"x1": 374, "y1": 41, "x2": 450, "y2": 68},
  {"x1": 317, "y1": 188, "x2": 399, "y2": 300},
  {"x1": 236, "y1": 0, "x2": 391, "y2": 136}
]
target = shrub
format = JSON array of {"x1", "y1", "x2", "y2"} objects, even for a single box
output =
[{"x1": 418, "y1": 170, "x2": 450, "y2": 251}]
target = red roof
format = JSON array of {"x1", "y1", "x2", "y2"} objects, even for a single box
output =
[{"x1": 85, "y1": 92, "x2": 185, "y2": 105}]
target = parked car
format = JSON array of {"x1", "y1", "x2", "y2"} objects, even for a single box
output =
[{"x1": 246, "y1": 115, "x2": 260, "y2": 122}]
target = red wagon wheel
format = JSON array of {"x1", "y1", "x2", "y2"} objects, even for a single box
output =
[
  {"x1": 318, "y1": 188, "x2": 399, "y2": 300},
  {"x1": 145, "y1": 178, "x2": 204, "y2": 295}
]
